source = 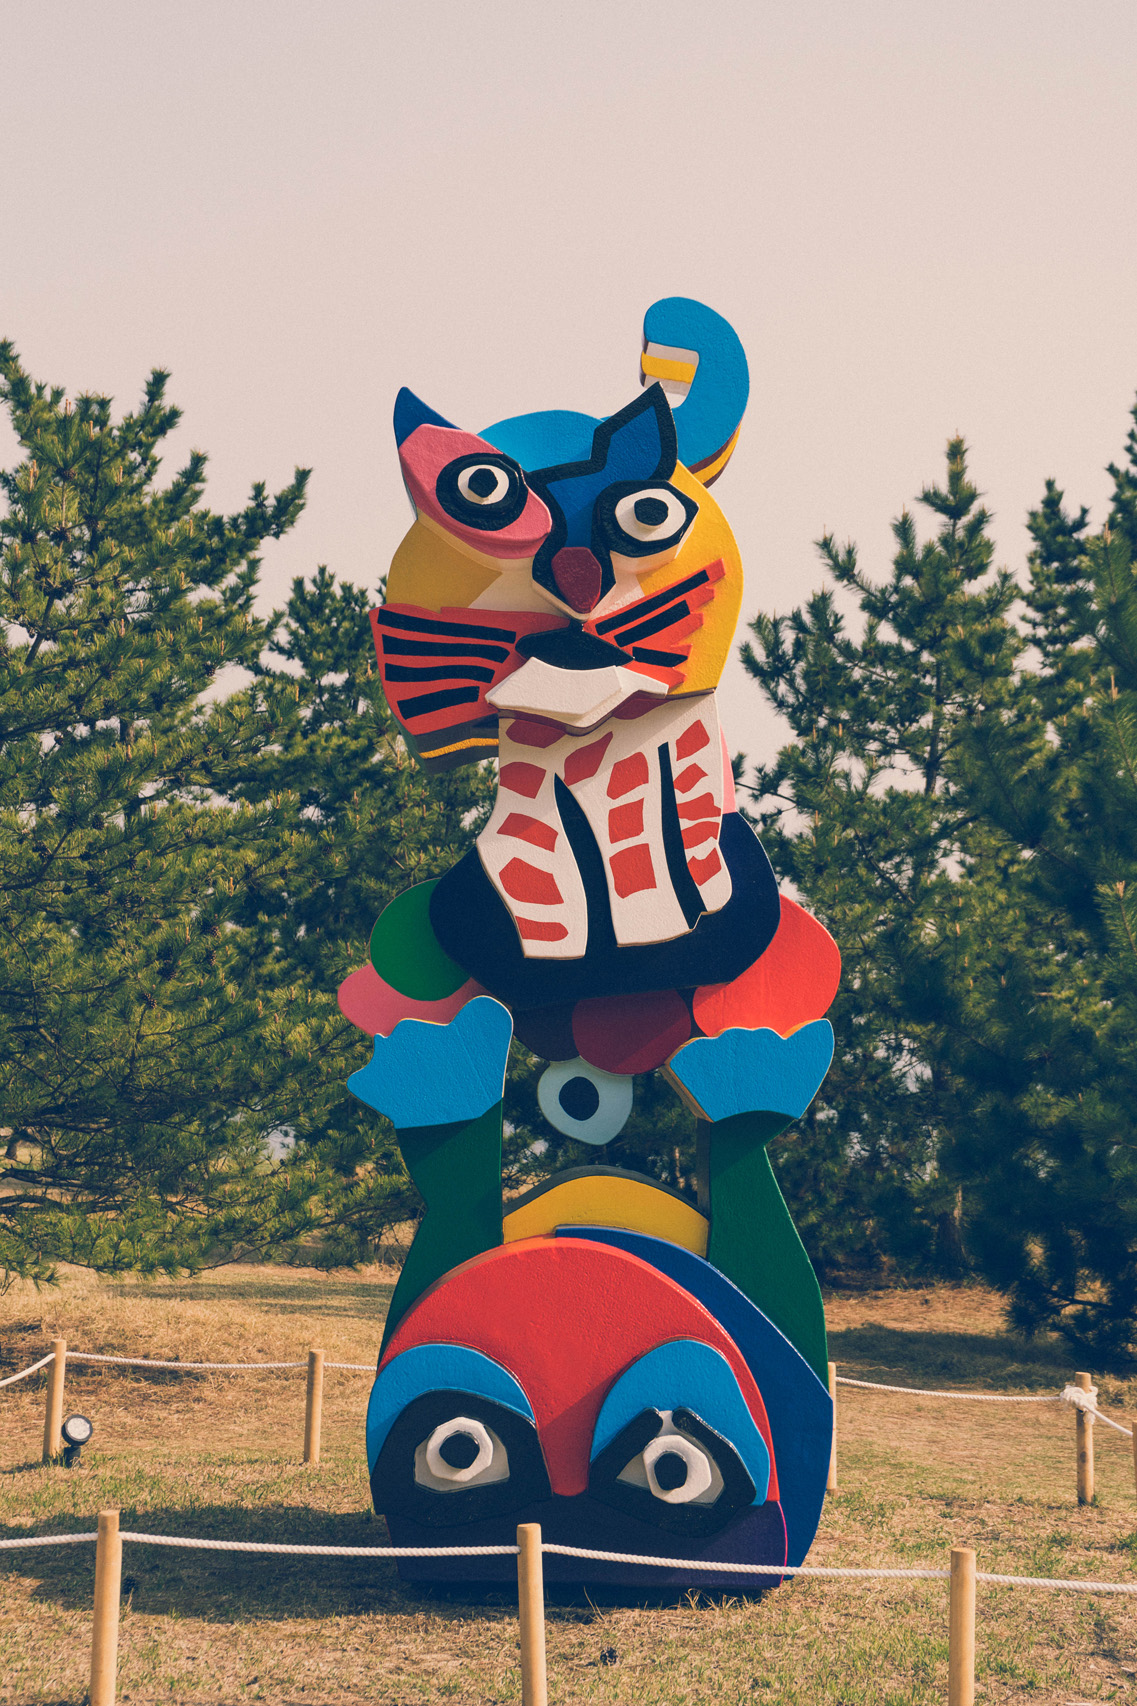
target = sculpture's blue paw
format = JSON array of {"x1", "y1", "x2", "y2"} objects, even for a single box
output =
[
  {"x1": 348, "y1": 996, "x2": 513, "y2": 1128},
  {"x1": 664, "y1": 1021, "x2": 834, "y2": 1124}
]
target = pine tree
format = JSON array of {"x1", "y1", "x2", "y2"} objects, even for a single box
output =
[{"x1": 741, "y1": 439, "x2": 1021, "y2": 1277}]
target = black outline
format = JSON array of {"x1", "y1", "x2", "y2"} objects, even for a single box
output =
[
  {"x1": 372, "y1": 1390, "x2": 551, "y2": 1529},
  {"x1": 588, "y1": 1406, "x2": 757, "y2": 1538},
  {"x1": 435, "y1": 452, "x2": 529, "y2": 532}
]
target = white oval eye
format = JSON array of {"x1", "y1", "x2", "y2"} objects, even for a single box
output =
[
  {"x1": 458, "y1": 463, "x2": 511, "y2": 505},
  {"x1": 642, "y1": 1433, "x2": 714, "y2": 1504},
  {"x1": 537, "y1": 1057, "x2": 633, "y2": 1144},
  {"x1": 422, "y1": 1417, "x2": 495, "y2": 1484},
  {"x1": 613, "y1": 487, "x2": 689, "y2": 543}
]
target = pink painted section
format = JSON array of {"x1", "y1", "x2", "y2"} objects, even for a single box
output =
[{"x1": 337, "y1": 961, "x2": 485, "y2": 1038}]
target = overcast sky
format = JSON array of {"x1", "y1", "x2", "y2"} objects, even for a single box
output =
[{"x1": 4, "y1": 0, "x2": 1136, "y2": 755}]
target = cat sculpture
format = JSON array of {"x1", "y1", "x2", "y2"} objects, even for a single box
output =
[{"x1": 340, "y1": 298, "x2": 839, "y2": 1587}]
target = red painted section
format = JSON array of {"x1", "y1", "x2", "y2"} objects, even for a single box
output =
[
  {"x1": 675, "y1": 720, "x2": 710, "y2": 759},
  {"x1": 607, "y1": 800, "x2": 644, "y2": 843},
  {"x1": 692, "y1": 895, "x2": 842, "y2": 1039},
  {"x1": 337, "y1": 961, "x2": 484, "y2": 1038},
  {"x1": 498, "y1": 762, "x2": 546, "y2": 799},
  {"x1": 673, "y1": 763, "x2": 708, "y2": 793},
  {"x1": 381, "y1": 1237, "x2": 779, "y2": 1500},
  {"x1": 573, "y1": 988, "x2": 692, "y2": 1074},
  {"x1": 607, "y1": 753, "x2": 650, "y2": 798},
  {"x1": 676, "y1": 793, "x2": 718, "y2": 820},
  {"x1": 563, "y1": 732, "x2": 612, "y2": 785},
  {"x1": 687, "y1": 849, "x2": 723, "y2": 885},
  {"x1": 681, "y1": 820, "x2": 718, "y2": 848},
  {"x1": 509, "y1": 719, "x2": 565, "y2": 749},
  {"x1": 516, "y1": 917, "x2": 569, "y2": 941},
  {"x1": 499, "y1": 813, "x2": 558, "y2": 851},
  {"x1": 498, "y1": 858, "x2": 563, "y2": 905},
  {"x1": 609, "y1": 844, "x2": 656, "y2": 897}
]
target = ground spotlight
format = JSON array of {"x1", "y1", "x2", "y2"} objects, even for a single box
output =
[{"x1": 61, "y1": 1413, "x2": 92, "y2": 1467}]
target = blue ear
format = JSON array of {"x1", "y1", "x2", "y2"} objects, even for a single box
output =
[
  {"x1": 394, "y1": 387, "x2": 458, "y2": 447},
  {"x1": 641, "y1": 298, "x2": 749, "y2": 479}
]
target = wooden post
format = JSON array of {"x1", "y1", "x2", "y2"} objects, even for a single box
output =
[
  {"x1": 303, "y1": 1348, "x2": 324, "y2": 1466},
  {"x1": 1131, "y1": 1410, "x2": 1137, "y2": 1506},
  {"x1": 1075, "y1": 1370, "x2": 1095, "y2": 1504},
  {"x1": 948, "y1": 1545, "x2": 976, "y2": 1706},
  {"x1": 89, "y1": 1509, "x2": 122, "y2": 1706},
  {"x1": 42, "y1": 1337, "x2": 66, "y2": 1463},
  {"x1": 516, "y1": 1522, "x2": 547, "y2": 1706},
  {"x1": 827, "y1": 1361, "x2": 838, "y2": 1492}
]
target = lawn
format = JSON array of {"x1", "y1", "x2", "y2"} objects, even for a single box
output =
[{"x1": 2, "y1": 1267, "x2": 1136, "y2": 1705}]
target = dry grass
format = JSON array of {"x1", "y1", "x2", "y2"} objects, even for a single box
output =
[{"x1": 2, "y1": 1267, "x2": 1137, "y2": 1705}]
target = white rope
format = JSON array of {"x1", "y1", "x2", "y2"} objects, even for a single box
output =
[
  {"x1": 836, "y1": 1374, "x2": 1134, "y2": 1438},
  {"x1": 542, "y1": 1544, "x2": 946, "y2": 1579},
  {"x1": 118, "y1": 1534, "x2": 516, "y2": 1556},
  {"x1": 0, "y1": 1532, "x2": 98, "y2": 1550},
  {"x1": 3, "y1": 1530, "x2": 1135, "y2": 1592},
  {"x1": 65, "y1": 1353, "x2": 373, "y2": 1373},
  {"x1": 0, "y1": 1353, "x2": 55, "y2": 1387},
  {"x1": 835, "y1": 1376, "x2": 1057, "y2": 1402}
]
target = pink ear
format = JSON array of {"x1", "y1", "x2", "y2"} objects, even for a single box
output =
[
  {"x1": 338, "y1": 960, "x2": 486, "y2": 1037},
  {"x1": 399, "y1": 424, "x2": 552, "y2": 560}
]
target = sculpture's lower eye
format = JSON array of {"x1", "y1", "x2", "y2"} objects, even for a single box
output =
[
  {"x1": 537, "y1": 1056, "x2": 633, "y2": 1143},
  {"x1": 415, "y1": 1417, "x2": 510, "y2": 1489},
  {"x1": 640, "y1": 1432, "x2": 715, "y2": 1503}
]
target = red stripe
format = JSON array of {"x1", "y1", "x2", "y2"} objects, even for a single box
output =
[
  {"x1": 607, "y1": 753, "x2": 650, "y2": 799},
  {"x1": 516, "y1": 918, "x2": 569, "y2": 942},
  {"x1": 609, "y1": 844, "x2": 657, "y2": 897},
  {"x1": 498, "y1": 762, "x2": 546, "y2": 798},
  {"x1": 687, "y1": 849, "x2": 723, "y2": 885},
  {"x1": 499, "y1": 813, "x2": 558, "y2": 851},
  {"x1": 498, "y1": 858, "x2": 564, "y2": 905},
  {"x1": 676, "y1": 720, "x2": 710, "y2": 759},
  {"x1": 608, "y1": 800, "x2": 645, "y2": 843}
]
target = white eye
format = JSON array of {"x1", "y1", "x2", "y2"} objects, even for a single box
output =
[
  {"x1": 613, "y1": 487, "x2": 689, "y2": 544},
  {"x1": 537, "y1": 1057, "x2": 633, "y2": 1144},
  {"x1": 616, "y1": 1411, "x2": 725, "y2": 1506},
  {"x1": 414, "y1": 1417, "x2": 510, "y2": 1489},
  {"x1": 458, "y1": 463, "x2": 511, "y2": 505},
  {"x1": 642, "y1": 1434, "x2": 713, "y2": 1503}
]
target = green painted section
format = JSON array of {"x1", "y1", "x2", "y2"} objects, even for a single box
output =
[
  {"x1": 379, "y1": 1102, "x2": 504, "y2": 1355},
  {"x1": 369, "y1": 879, "x2": 468, "y2": 1000},
  {"x1": 704, "y1": 1111, "x2": 828, "y2": 1385}
]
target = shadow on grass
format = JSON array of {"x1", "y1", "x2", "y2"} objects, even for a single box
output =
[
  {"x1": 1, "y1": 1506, "x2": 766, "y2": 1621},
  {"x1": 828, "y1": 1321, "x2": 1075, "y2": 1390}
]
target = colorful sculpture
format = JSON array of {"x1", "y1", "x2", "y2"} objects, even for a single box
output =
[{"x1": 341, "y1": 298, "x2": 840, "y2": 1587}]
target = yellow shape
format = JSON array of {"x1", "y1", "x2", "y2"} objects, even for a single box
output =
[
  {"x1": 503, "y1": 1172, "x2": 708, "y2": 1256},
  {"x1": 634, "y1": 461, "x2": 743, "y2": 695},
  {"x1": 692, "y1": 425, "x2": 742, "y2": 488},
  {"x1": 641, "y1": 352, "x2": 698, "y2": 386},
  {"x1": 387, "y1": 519, "x2": 501, "y2": 612}
]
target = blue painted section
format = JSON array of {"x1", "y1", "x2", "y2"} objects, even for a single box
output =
[
  {"x1": 348, "y1": 996, "x2": 514, "y2": 1128},
  {"x1": 367, "y1": 1342, "x2": 535, "y2": 1472},
  {"x1": 535, "y1": 390, "x2": 671, "y2": 546},
  {"x1": 592, "y1": 1339, "x2": 770, "y2": 1504},
  {"x1": 668, "y1": 1021, "x2": 834, "y2": 1123},
  {"x1": 482, "y1": 409, "x2": 599, "y2": 470},
  {"x1": 561, "y1": 1226, "x2": 832, "y2": 1568},
  {"x1": 642, "y1": 297, "x2": 749, "y2": 472},
  {"x1": 393, "y1": 387, "x2": 457, "y2": 447}
]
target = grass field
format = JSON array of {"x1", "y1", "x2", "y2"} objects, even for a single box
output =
[{"x1": 2, "y1": 1267, "x2": 1136, "y2": 1706}]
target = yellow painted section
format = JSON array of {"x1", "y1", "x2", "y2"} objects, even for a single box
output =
[
  {"x1": 634, "y1": 461, "x2": 743, "y2": 694},
  {"x1": 641, "y1": 352, "x2": 698, "y2": 386},
  {"x1": 503, "y1": 1174, "x2": 709, "y2": 1256},
  {"x1": 387, "y1": 519, "x2": 501, "y2": 612},
  {"x1": 692, "y1": 425, "x2": 742, "y2": 488}
]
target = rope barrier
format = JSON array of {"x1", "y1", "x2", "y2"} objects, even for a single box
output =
[
  {"x1": 0, "y1": 1353, "x2": 55, "y2": 1387},
  {"x1": 835, "y1": 1373, "x2": 1134, "y2": 1438},
  {"x1": 65, "y1": 1353, "x2": 373, "y2": 1372},
  {"x1": 2, "y1": 1527, "x2": 1135, "y2": 1593}
]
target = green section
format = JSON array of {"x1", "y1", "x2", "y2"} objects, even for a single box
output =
[
  {"x1": 705, "y1": 1111, "x2": 829, "y2": 1384},
  {"x1": 369, "y1": 878, "x2": 468, "y2": 1000},
  {"x1": 379, "y1": 1102, "x2": 504, "y2": 1354}
]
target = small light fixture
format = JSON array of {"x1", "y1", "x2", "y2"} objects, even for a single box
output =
[{"x1": 61, "y1": 1413, "x2": 93, "y2": 1467}]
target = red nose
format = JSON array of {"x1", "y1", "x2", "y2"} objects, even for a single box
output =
[{"x1": 551, "y1": 547, "x2": 604, "y2": 614}]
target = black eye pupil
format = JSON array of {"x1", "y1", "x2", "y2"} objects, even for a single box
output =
[
  {"x1": 653, "y1": 1450, "x2": 689, "y2": 1492},
  {"x1": 467, "y1": 466, "x2": 499, "y2": 498},
  {"x1": 439, "y1": 1431, "x2": 481, "y2": 1469},
  {"x1": 633, "y1": 496, "x2": 669, "y2": 528},
  {"x1": 559, "y1": 1076, "x2": 601, "y2": 1122}
]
